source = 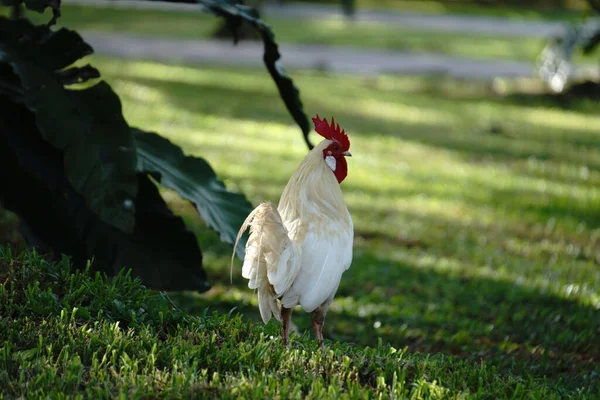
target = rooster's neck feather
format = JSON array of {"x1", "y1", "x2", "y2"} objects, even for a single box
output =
[{"x1": 277, "y1": 140, "x2": 350, "y2": 226}]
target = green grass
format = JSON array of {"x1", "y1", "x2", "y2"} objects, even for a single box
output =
[
  {"x1": 15, "y1": 5, "x2": 559, "y2": 62},
  {"x1": 304, "y1": 0, "x2": 589, "y2": 21},
  {"x1": 2, "y1": 56, "x2": 600, "y2": 397},
  {"x1": 264, "y1": 19, "x2": 547, "y2": 62},
  {"x1": 0, "y1": 247, "x2": 583, "y2": 398}
]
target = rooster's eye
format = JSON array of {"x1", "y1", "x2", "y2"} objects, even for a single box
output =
[{"x1": 332, "y1": 144, "x2": 340, "y2": 151}]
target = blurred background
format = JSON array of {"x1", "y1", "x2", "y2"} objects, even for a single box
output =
[{"x1": 4, "y1": 0, "x2": 600, "y2": 391}]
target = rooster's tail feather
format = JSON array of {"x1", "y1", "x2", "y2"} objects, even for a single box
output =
[{"x1": 231, "y1": 202, "x2": 292, "y2": 323}]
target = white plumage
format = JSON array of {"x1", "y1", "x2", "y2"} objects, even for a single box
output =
[{"x1": 233, "y1": 138, "x2": 353, "y2": 347}]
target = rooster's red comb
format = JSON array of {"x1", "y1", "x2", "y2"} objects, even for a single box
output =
[{"x1": 312, "y1": 114, "x2": 350, "y2": 151}]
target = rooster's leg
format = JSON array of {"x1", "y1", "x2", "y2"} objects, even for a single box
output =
[
  {"x1": 311, "y1": 308, "x2": 325, "y2": 349},
  {"x1": 281, "y1": 306, "x2": 292, "y2": 347}
]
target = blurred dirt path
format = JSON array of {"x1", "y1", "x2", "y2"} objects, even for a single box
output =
[
  {"x1": 82, "y1": 31, "x2": 596, "y2": 80},
  {"x1": 65, "y1": 0, "x2": 594, "y2": 80},
  {"x1": 65, "y1": 0, "x2": 568, "y2": 38},
  {"x1": 261, "y1": 2, "x2": 567, "y2": 38}
]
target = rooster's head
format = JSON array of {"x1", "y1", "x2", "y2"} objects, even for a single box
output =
[{"x1": 312, "y1": 114, "x2": 352, "y2": 184}]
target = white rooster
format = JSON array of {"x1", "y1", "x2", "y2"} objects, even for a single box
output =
[{"x1": 232, "y1": 115, "x2": 353, "y2": 348}]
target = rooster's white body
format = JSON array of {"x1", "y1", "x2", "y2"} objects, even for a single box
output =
[{"x1": 234, "y1": 134, "x2": 353, "y2": 347}]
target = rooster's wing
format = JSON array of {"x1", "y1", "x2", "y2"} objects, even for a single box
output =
[{"x1": 233, "y1": 202, "x2": 302, "y2": 323}]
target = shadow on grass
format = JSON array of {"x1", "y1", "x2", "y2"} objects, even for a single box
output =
[
  {"x1": 130, "y1": 74, "x2": 600, "y2": 228},
  {"x1": 116, "y1": 74, "x2": 600, "y2": 174},
  {"x1": 504, "y1": 80, "x2": 600, "y2": 111},
  {"x1": 166, "y1": 204, "x2": 599, "y2": 391},
  {"x1": 0, "y1": 208, "x2": 23, "y2": 250},
  {"x1": 333, "y1": 259, "x2": 600, "y2": 391},
  {"x1": 169, "y1": 243, "x2": 600, "y2": 391}
]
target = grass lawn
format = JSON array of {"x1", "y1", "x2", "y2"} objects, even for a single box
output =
[
  {"x1": 1, "y1": 54, "x2": 600, "y2": 397},
  {"x1": 100, "y1": 57, "x2": 600, "y2": 392},
  {"x1": 1, "y1": 246, "x2": 586, "y2": 398},
  {"x1": 15, "y1": 5, "x2": 559, "y2": 63},
  {"x1": 309, "y1": 0, "x2": 589, "y2": 21}
]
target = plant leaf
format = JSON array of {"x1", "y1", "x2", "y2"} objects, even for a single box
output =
[
  {"x1": 0, "y1": 17, "x2": 138, "y2": 233},
  {"x1": 56, "y1": 64, "x2": 100, "y2": 85},
  {"x1": 117, "y1": 173, "x2": 211, "y2": 292},
  {"x1": 198, "y1": 0, "x2": 313, "y2": 149},
  {"x1": 0, "y1": 94, "x2": 210, "y2": 292},
  {"x1": 132, "y1": 128, "x2": 253, "y2": 259},
  {"x1": 1, "y1": 0, "x2": 62, "y2": 25}
]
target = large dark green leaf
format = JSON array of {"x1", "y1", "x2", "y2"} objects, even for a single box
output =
[
  {"x1": 0, "y1": 94, "x2": 210, "y2": 292},
  {"x1": 133, "y1": 128, "x2": 253, "y2": 259},
  {"x1": 0, "y1": 17, "x2": 138, "y2": 233},
  {"x1": 198, "y1": 0, "x2": 313, "y2": 149}
]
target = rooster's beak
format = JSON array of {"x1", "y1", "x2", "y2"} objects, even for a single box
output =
[{"x1": 343, "y1": 151, "x2": 352, "y2": 157}]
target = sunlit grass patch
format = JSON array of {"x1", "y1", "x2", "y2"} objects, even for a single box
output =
[{"x1": 353, "y1": 0, "x2": 587, "y2": 20}]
